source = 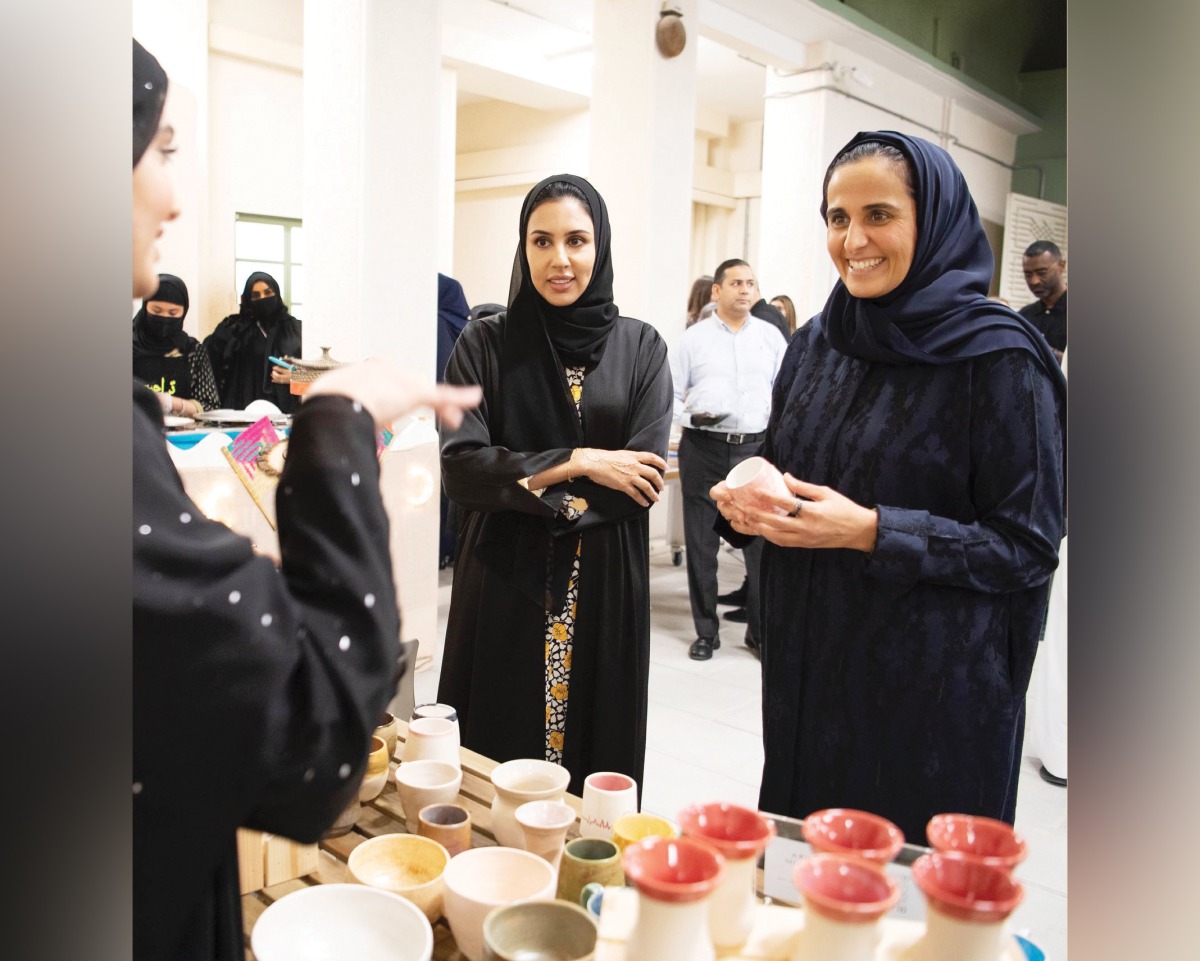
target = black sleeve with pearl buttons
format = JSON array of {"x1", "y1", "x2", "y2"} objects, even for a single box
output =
[{"x1": 133, "y1": 384, "x2": 402, "y2": 956}]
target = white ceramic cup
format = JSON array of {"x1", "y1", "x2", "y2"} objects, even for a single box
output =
[
  {"x1": 395, "y1": 759, "x2": 463, "y2": 830},
  {"x1": 442, "y1": 846, "x2": 558, "y2": 961},
  {"x1": 402, "y1": 716, "x2": 461, "y2": 768},
  {"x1": 490, "y1": 758, "x2": 571, "y2": 848},
  {"x1": 579, "y1": 771, "x2": 638, "y2": 839},
  {"x1": 516, "y1": 799, "x2": 578, "y2": 870},
  {"x1": 725, "y1": 455, "x2": 793, "y2": 514}
]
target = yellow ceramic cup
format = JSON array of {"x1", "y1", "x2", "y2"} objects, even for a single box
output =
[{"x1": 612, "y1": 813, "x2": 677, "y2": 853}]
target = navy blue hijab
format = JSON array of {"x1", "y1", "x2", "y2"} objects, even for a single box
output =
[{"x1": 818, "y1": 131, "x2": 1065, "y2": 400}]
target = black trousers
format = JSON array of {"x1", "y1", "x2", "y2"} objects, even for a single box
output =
[{"x1": 678, "y1": 428, "x2": 764, "y2": 643}]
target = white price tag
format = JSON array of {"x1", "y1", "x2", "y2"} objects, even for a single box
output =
[{"x1": 761, "y1": 835, "x2": 926, "y2": 922}]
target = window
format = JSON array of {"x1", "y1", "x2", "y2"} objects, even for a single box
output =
[{"x1": 234, "y1": 214, "x2": 304, "y2": 319}]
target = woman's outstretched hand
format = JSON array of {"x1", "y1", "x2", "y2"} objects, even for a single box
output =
[
  {"x1": 710, "y1": 473, "x2": 878, "y2": 553},
  {"x1": 572, "y1": 448, "x2": 668, "y2": 507},
  {"x1": 304, "y1": 357, "x2": 483, "y2": 429}
]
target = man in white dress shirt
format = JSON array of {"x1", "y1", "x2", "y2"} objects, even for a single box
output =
[{"x1": 670, "y1": 259, "x2": 787, "y2": 660}]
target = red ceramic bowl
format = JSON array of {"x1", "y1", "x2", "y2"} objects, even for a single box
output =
[
  {"x1": 793, "y1": 854, "x2": 900, "y2": 924},
  {"x1": 677, "y1": 802, "x2": 776, "y2": 862},
  {"x1": 926, "y1": 813, "x2": 1028, "y2": 875},
  {"x1": 621, "y1": 835, "x2": 724, "y2": 904},
  {"x1": 911, "y1": 852, "x2": 1024, "y2": 924},
  {"x1": 801, "y1": 808, "x2": 904, "y2": 865}
]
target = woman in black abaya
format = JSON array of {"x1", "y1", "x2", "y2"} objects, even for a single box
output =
[
  {"x1": 132, "y1": 40, "x2": 480, "y2": 960},
  {"x1": 713, "y1": 132, "x2": 1066, "y2": 842},
  {"x1": 438, "y1": 174, "x2": 673, "y2": 796},
  {"x1": 204, "y1": 270, "x2": 302, "y2": 412},
  {"x1": 133, "y1": 272, "x2": 219, "y2": 416}
]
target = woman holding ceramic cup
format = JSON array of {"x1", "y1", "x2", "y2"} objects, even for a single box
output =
[
  {"x1": 711, "y1": 131, "x2": 1066, "y2": 841},
  {"x1": 438, "y1": 174, "x2": 673, "y2": 797}
]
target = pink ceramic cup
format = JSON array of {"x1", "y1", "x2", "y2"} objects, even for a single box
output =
[
  {"x1": 792, "y1": 853, "x2": 901, "y2": 923},
  {"x1": 725, "y1": 456, "x2": 793, "y2": 514},
  {"x1": 911, "y1": 852, "x2": 1024, "y2": 924},
  {"x1": 801, "y1": 808, "x2": 905, "y2": 866},
  {"x1": 621, "y1": 835, "x2": 725, "y2": 904},
  {"x1": 925, "y1": 813, "x2": 1028, "y2": 876}
]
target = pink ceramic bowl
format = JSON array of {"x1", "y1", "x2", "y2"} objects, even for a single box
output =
[
  {"x1": 621, "y1": 835, "x2": 724, "y2": 904},
  {"x1": 801, "y1": 808, "x2": 904, "y2": 865},
  {"x1": 911, "y1": 852, "x2": 1024, "y2": 924},
  {"x1": 677, "y1": 801, "x2": 776, "y2": 861},
  {"x1": 793, "y1": 853, "x2": 900, "y2": 924},
  {"x1": 926, "y1": 813, "x2": 1028, "y2": 875}
]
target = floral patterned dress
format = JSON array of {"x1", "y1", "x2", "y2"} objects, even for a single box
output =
[{"x1": 544, "y1": 365, "x2": 588, "y2": 763}]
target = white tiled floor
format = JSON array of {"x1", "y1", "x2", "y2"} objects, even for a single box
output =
[{"x1": 417, "y1": 539, "x2": 1067, "y2": 959}]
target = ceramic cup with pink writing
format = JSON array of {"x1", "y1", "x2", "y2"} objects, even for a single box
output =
[{"x1": 725, "y1": 456, "x2": 792, "y2": 514}]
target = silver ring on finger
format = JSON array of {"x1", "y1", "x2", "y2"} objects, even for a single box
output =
[{"x1": 787, "y1": 498, "x2": 804, "y2": 518}]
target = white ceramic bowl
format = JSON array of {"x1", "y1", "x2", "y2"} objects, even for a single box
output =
[
  {"x1": 442, "y1": 846, "x2": 557, "y2": 961},
  {"x1": 250, "y1": 883, "x2": 433, "y2": 961}
]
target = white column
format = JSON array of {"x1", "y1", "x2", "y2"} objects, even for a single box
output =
[
  {"x1": 132, "y1": 0, "x2": 209, "y2": 332},
  {"x1": 439, "y1": 66, "x2": 458, "y2": 278},
  {"x1": 589, "y1": 0, "x2": 698, "y2": 344},
  {"x1": 303, "y1": 0, "x2": 444, "y2": 660},
  {"x1": 758, "y1": 53, "x2": 840, "y2": 324},
  {"x1": 303, "y1": 0, "x2": 442, "y2": 374}
]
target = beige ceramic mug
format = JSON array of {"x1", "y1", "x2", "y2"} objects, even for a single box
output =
[
  {"x1": 556, "y1": 837, "x2": 624, "y2": 906},
  {"x1": 482, "y1": 900, "x2": 597, "y2": 961},
  {"x1": 417, "y1": 802, "x2": 473, "y2": 858}
]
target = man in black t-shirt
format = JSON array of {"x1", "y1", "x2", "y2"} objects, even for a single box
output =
[{"x1": 1019, "y1": 240, "x2": 1067, "y2": 363}]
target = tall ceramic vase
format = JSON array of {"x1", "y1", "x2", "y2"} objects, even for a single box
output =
[
  {"x1": 678, "y1": 802, "x2": 775, "y2": 949},
  {"x1": 622, "y1": 836, "x2": 724, "y2": 961},
  {"x1": 790, "y1": 854, "x2": 900, "y2": 961},
  {"x1": 902, "y1": 853, "x2": 1024, "y2": 961}
]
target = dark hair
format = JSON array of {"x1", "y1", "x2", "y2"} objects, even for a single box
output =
[
  {"x1": 1023, "y1": 240, "x2": 1063, "y2": 260},
  {"x1": 686, "y1": 275, "x2": 714, "y2": 324},
  {"x1": 821, "y1": 141, "x2": 915, "y2": 218},
  {"x1": 770, "y1": 294, "x2": 797, "y2": 335},
  {"x1": 713, "y1": 259, "x2": 750, "y2": 287},
  {"x1": 527, "y1": 180, "x2": 593, "y2": 220}
]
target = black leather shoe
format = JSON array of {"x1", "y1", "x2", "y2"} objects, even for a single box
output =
[
  {"x1": 1038, "y1": 764, "x2": 1067, "y2": 787},
  {"x1": 688, "y1": 636, "x2": 720, "y2": 660},
  {"x1": 717, "y1": 583, "x2": 748, "y2": 606},
  {"x1": 723, "y1": 607, "x2": 748, "y2": 623}
]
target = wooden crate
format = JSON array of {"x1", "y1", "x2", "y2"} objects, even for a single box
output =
[{"x1": 237, "y1": 828, "x2": 319, "y2": 894}]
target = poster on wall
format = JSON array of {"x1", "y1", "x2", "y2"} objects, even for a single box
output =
[{"x1": 999, "y1": 193, "x2": 1067, "y2": 310}]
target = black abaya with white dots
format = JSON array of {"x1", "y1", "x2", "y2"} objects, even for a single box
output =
[{"x1": 132, "y1": 381, "x2": 404, "y2": 960}]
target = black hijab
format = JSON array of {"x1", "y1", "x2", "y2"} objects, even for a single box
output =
[
  {"x1": 506, "y1": 173, "x2": 618, "y2": 368},
  {"x1": 133, "y1": 39, "x2": 167, "y2": 168},
  {"x1": 206, "y1": 271, "x2": 302, "y2": 411},
  {"x1": 817, "y1": 130, "x2": 1065, "y2": 400},
  {"x1": 132, "y1": 273, "x2": 190, "y2": 359}
]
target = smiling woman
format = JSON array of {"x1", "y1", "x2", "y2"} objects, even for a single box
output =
[{"x1": 710, "y1": 131, "x2": 1067, "y2": 842}]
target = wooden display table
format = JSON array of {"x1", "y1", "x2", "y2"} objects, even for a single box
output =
[{"x1": 241, "y1": 719, "x2": 585, "y2": 960}]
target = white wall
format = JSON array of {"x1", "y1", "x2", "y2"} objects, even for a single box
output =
[
  {"x1": 452, "y1": 101, "x2": 590, "y2": 311},
  {"x1": 204, "y1": 53, "x2": 304, "y2": 336}
]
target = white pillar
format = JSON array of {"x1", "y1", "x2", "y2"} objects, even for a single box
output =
[
  {"x1": 758, "y1": 54, "x2": 840, "y2": 324},
  {"x1": 303, "y1": 0, "x2": 442, "y2": 374},
  {"x1": 132, "y1": 0, "x2": 209, "y2": 333},
  {"x1": 439, "y1": 66, "x2": 458, "y2": 279},
  {"x1": 303, "y1": 0, "x2": 444, "y2": 660},
  {"x1": 589, "y1": 0, "x2": 698, "y2": 343}
]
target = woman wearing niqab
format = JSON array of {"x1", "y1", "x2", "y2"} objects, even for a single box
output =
[
  {"x1": 132, "y1": 272, "x2": 220, "y2": 415},
  {"x1": 131, "y1": 39, "x2": 480, "y2": 960},
  {"x1": 204, "y1": 270, "x2": 302, "y2": 412},
  {"x1": 438, "y1": 174, "x2": 673, "y2": 796},
  {"x1": 713, "y1": 131, "x2": 1066, "y2": 841}
]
